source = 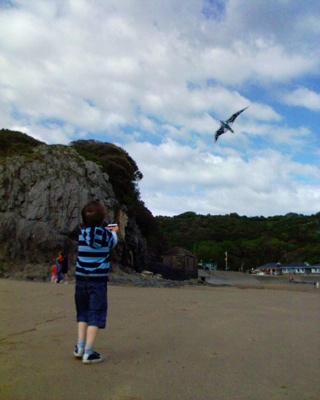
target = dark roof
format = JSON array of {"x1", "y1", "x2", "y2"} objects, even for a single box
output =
[
  {"x1": 259, "y1": 262, "x2": 313, "y2": 269},
  {"x1": 286, "y1": 262, "x2": 309, "y2": 267},
  {"x1": 162, "y1": 247, "x2": 197, "y2": 258},
  {"x1": 281, "y1": 265, "x2": 317, "y2": 269},
  {"x1": 259, "y1": 263, "x2": 281, "y2": 269}
]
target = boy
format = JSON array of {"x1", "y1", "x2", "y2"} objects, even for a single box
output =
[{"x1": 74, "y1": 201, "x2": 118, "y2": 364}]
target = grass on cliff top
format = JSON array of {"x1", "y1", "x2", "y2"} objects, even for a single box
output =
[{"x1": 0, "y1": 129, "x2": 44, "y2": 158}]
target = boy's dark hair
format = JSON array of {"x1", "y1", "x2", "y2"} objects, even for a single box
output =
[{"x1": 81, "y1": 201, "x2": 106, "y2": 227}]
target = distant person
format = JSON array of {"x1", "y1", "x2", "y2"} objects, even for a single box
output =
[
  {"x1": 73, "y1": 201, "x2": 118, "y2": 364},
  {"x1": 50, "y1": 264, "x2": 58, "y2": 283},
  {"x1": 56, "y1": 251, "x2": 64, "y2": 283},
  {"x1": 61, "y1": 253, "x2": 69, "y2": 284}
]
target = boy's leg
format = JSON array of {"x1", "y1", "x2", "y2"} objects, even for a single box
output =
[
  {"x1": 82, "y1": 282, "x2": 107, "y2": 364},
  {"x1": 78, "y1": 321, "x2": 88, "y2": 340},
  {"x1": 83, "y1": 326, "x2": 103, "y2": 364},
  {"x1": 85, "y1": 325, "x2": 99, "y2": 346},
  {"x1": 83, "y1": 325, "x2": 99, "y2": 357},
  {"x1": 74, "y1": 281, "x2": 89, "y2": 358},
  {"x1": 74, "y1": 322, "x2": 87, "y2": 358}
]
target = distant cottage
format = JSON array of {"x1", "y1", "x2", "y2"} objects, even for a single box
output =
[
  {"x1": 256, "y1": 261, "x2": 320, "y2": 275},
  {"x1": 162, "y1": 247, "x2": 198, "y2": 279}
]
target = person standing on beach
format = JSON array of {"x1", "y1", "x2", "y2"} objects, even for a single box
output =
[
  {"x1": 56, "y1": 251, "x2": 64, "y2": 283},
  {"x1": 61, "y1": 252, "x2": 69, "y2": 284},
  {"x1": 73, "y1": 201, "x2": 118, "y2": 364}
]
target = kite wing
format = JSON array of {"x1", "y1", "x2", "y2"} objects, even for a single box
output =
[
  {"x1": 214, "y1": 106, "x2": 248, "y2": 143},
  {"x1": 214, "y1": 126, "x2": 225, "y2": 142},
  {"x1": 226, "y1": 106, "x2": 249, "y2": 124}
]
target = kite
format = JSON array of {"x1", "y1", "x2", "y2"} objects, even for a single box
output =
[{"x1": 214, "y1": 107, "x2": 248, "y2": 142}]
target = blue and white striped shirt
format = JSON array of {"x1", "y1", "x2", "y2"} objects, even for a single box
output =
[{"x1": 76, "y1": 226, "x2": 118, "y2": 278}]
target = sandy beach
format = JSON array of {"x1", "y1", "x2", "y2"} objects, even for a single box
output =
[{"x1": 0, "y1": 278, "x2": 319, "y2": 400}]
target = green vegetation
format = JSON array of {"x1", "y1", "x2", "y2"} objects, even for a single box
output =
[
  {"x1": 0, "y1": 129, "x2": 44, "y2": 158},
  {"x1": 70, "y1": 140, "x2": 142, "y2": 212},
  {"x1": 156, "y1": 212, "x2": 320, "y2": 271}
]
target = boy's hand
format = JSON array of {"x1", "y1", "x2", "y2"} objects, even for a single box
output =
[{"x1": 107, "y1": 224, "x2": 119, "y2": 233}]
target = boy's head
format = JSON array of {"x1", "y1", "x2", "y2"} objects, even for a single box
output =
[{"x1": 81, "y1": 201, "x2": 106, "y2": 227}]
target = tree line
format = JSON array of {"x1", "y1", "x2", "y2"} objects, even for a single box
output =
[{"x1": 155, "y1": 211, "x2": 320, "y2": 271}]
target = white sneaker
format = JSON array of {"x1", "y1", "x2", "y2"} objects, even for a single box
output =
[{"x1": 82, "y1": 351, "x2": 103, "y2": 364}]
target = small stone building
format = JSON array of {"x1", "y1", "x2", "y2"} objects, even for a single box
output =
[{"x1": 161, "y1": 247, "x2": 198, "y2": 279}]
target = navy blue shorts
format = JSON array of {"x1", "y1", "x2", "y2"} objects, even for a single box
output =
[{"x1": 75, "y1": 280, "x2": 108, "y2": 329}]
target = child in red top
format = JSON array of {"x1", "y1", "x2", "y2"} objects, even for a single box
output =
[
  {"x1": 57, "y1": 252, "x2": 64, "y2": 264},
  {"x1": 51, "y1": 264, "x2": 58, "y2": 283}
]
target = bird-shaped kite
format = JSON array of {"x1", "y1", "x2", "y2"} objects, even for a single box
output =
[{"x1": 215, "y1": 107, "x2": 248, "y2": 142}]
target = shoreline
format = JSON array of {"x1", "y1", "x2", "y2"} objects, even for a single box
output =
[{"x1": 1, "y1": 269, "x2": 319, "y2": 293}]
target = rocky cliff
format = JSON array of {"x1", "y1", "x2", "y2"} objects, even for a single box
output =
[{"x1": 0, "y1": 142, "x2": 149, "y2": 278}]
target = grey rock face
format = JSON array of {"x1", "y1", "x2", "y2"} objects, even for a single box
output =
[{"x1": 0, "y1": 145, "x2": 148, "y2": 274}]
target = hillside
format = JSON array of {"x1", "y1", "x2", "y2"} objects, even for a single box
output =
[{"x1": 156, "y1": 211, "x2": 320, "y2": 271}]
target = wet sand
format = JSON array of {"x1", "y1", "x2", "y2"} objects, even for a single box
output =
[{"x1": 0, "y1": 279, "x2": 319, "y2": 400}]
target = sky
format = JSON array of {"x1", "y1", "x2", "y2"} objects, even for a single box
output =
[{"x1": 1, "y1": 0, "x2": 320, "y2": 217}]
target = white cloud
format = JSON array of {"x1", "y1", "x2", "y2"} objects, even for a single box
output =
[
  {"x1": 198, "y1": 42, "x2": 317, "y2": 85},
  {"x1": 283, "y1": 88, "x2": 320, "y2": 111},
  {"x1": 222, "y1": 0, "x2": 320, "y2": 51},
  {"x1": 124, "y1": 140, "x2": 320, "y2": 216}
]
